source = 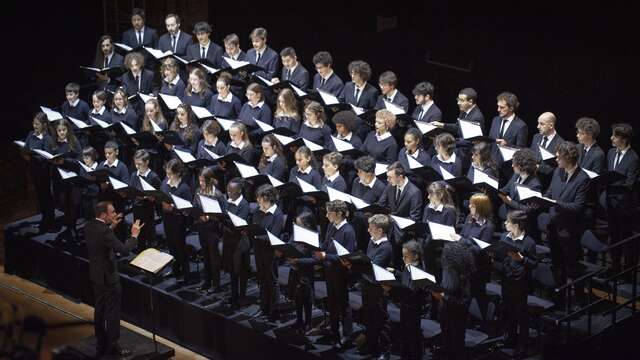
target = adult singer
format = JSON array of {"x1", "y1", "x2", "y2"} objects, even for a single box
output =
[{"x1": 85, "y1": 201, "x2": 144, "y2": 358}]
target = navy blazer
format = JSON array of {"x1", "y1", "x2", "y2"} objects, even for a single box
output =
[
  {"x1": 95, "y1": 52, "x2": 124, "y2": 70},
  {"x1": 544, "y1": 167, "x2": 590, "y2": 235},
  {"x1": 378, "y1": 180, "x2": 423, "y2": 221},
  {"x1": 281, "y1": 64, "x2": 310, "y2": 90},
  {"x1": 577, "y1": 143, "x2": 606, "y2": 174},
  {"x1": 186, "y1": 41, "x2": 224, "y2": 68},
  {"x1": 412, "y1": 102, "x2": 443, "y2": 123},
  {"x1": 246, "y1": 47, "x2": 280, "y2": 80},
  {"x1": 121, "y1": 27, "x2": 158, "y2": 48},
  {"x1": 489, "y1": 115, "x2": 529, "y2": 147},
  {"x1": 119, "y1": 70, "x2": 156, "y2": 96},
  {"x1": 313, "y1": 72, "x2": 344, "y2": 97},
  {"x1": 606, "y1": 148, "x2": 639, "y2": 199},
  {"x1": 375, "y1": 90, "x2": 410, "y2": 112},
  {"x1": 158, "y1": 31, "x2": 194, "y2": 56},
  {"x1": 340, "y1": 82, "x2": 379, "y2": 109}
]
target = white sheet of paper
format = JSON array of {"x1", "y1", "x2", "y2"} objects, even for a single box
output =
[
  {"x1": 227, "y1": 211, "x2": 248, "y2": 227},
  {"x1": 92, "y1": 117, "x2": 110, "y2": 128},
  {"x1": 139, "y1": 176, "x2": 157, "y2": 191},
  {"x1": 459, "y1": 119, "x2": 483, "y2": 139},
  {"x1": 68, "y1": 117, "x2": 89, "y2": 129},
  {"x1": 331, "y1": 136, "x2": 354, "y2": 152},
  {"x1": 515, "y1": 185, "x2": 542, "y2": 200},
  {"x1": 40, "y1": 106, "x2": 63, "y2": 122},
  {"x1": 407, "y1": 154, "x2": 424, "y2": 169},
  {"x1": 349, "y1": 195, "x2": 370, "y2": 210},
  {"x1": 326, "y1": 186, "x2": 352, "y2": 203},
  {"x1": 198, "y1": 194, "x2": 222, "y2": 214},
  {"x1": 158, "y1": 93, "x2": 182, "y2": 110},
  {"x1": 216, "y1": 118, "x2": 235, "y2": 131},
  {"x1": 289, "y1": 83, "x2": 307, "y2": 97},
  {"x1": 14, "y1": 140, "x2": 26, "y2": 148},
  {"x1": 80, "y1": 66, "x2": 101, "y2": 72},
  {"x1": 498, "y1": 145, "x2": 518, "y2": 162},
  {"x1": 375, "y1": 163, "x2": 388, "y2": 176},
  {"x1": 173, "y1": 148, "x2": 197, "y2": 163},
  {"x1": 130, "y1": 248, "x2": 174, "y2": 274},
  {"x1": 109, "y1": 176, "x2": 128, "y2": 190},
  {"x1": 223, "y1": 57, "x2": 250, "y2": 70},
  {"x1": 302, "y1": 138, "x2": 323, "y2": 152},
  {"x1": 191, "y1": 105, "x2": 213, "y2": 119},
  {"x1": 390, "y1": 214, "x2": 416, "y2": 230},
  {"x1": 57, "y1": 167, "x2": 78, "y2": 179},
  {"x1": 296, "y1": 176, "x2": 319, "y2": 193},
  {"x1": 199, "y1": 63, "x2": 219, "y2": 74},
  {"x1": 539, "y1": 146, "x2": 556, "y2": 161},
  {"x1": 473, "y1": 237, "x2": 491, "y2": 250},
  {"x1": 384, "y1": 100, "x2": 405, "y2": 115},
  {"x1": 414, "y1": 120, "x2": 438, "y2": 135},
  {"x1": 138, "y1": 93, "x2": 156, "y2": 104},
  {"x1": 267, "y1": 175, "x2": 284, "y2": 187},
  {"x1": 119, "y1": 122, "x2": 137, "y2": 135},
  {"x1": 171, "y1": 194, "x2": 192, "y2": 210},
  {"x1": 350, "y1": 104, "x2": 365, "y2": 116},
  {"x1": 234, "y1": 161, "x2": 260, "y2": 178},
  {"x1": 143, "y1": 46, "x2": 173, "y2": 59},
  {"x1": 149, "y1": 118, "x2": 163, "y2": 132},
  {"x1": 32, "y1": 148, "x2": 56, "y2": 160},
  {"x1": 255, "y1": 118, "x2": 275, "y2": 132},
  {"x1": 255, "y1": 75, "x2": 273, "y2": 87},
  {"x1": 473, "y1": 169, "x2": 499, "y2": 189},
  {"x1": 114, "y1": 42, "x2": 132, "y2": 51},
  {"x1": 201, "y1": 146, "x2": 221, "y2": 160},
  {"x1": 582, "y1": 168, "x2": 598, "y2": 179},
  {"x1": 293, "y1": 224, "x2": 320, "y2": 248},
  {"x1": 439, "y1": 166, "x2": 455, "y2": 180},
  {"x1": 408, "y1": 265, "x2": 436, "y2": 283},
  {"x1": 428, "y1": 221, "x2": 458, "y2": 241},
  {"x1": 333, "y1": 240, "x2": 350, "y2": 256},
  {"x1": 372, "y1": 263, "x2": 396, "y2": 282},
  {"x1": 273, "y1": 133, "x2": 295, "y2": 145},
  {"x1": 172, "y1": 55, "x2": 189, "y2": 64},
  {"x1": 267, "y1": 230, "x2": 286, "y2": 246},
  {"x1": 317, "y1": 89, "x2": 340, "y2": 105}
]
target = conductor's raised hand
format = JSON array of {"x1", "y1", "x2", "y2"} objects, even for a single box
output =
[{"x1": 131, "y1": 219, "x2": 145, "y2": 238}]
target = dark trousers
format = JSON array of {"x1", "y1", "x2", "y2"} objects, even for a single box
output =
[
  {"x1": 361, "y1": 281, "x2": 390, "y2": 355},
  {"x1": 548, "y1": 221, "x2": 584, "y2": 305},
  {"x1": 198, "y1": 223, "x2": 221, "y2": 287},
  {"x1": 400, "y1": 304, "x2": 423, "y2": 360},
  {"x1": 440, "y1": 299, "x2": 468, "y2": 360},
  {"x1": 30, "y1": 163, "x2": 55, "y2": 227},
  {"x1": 163, "y1": 212, "x2": 189, "y2": 278},
  {"x1": 93, "y1": 282, "x2": 122, "y2": 352},
  {"x1": 288, "y1": 267, "x2": 313, "y2": 328},
  {"x1": 224, "y1": 232, "x2": 250, "y2": 302},
  {"x1": 607, "y1": 199, "x2": 636, "y2": 275},
  {"x1": 132, "y1": 201, "x2": 156, "y2": 249},
  {"x1": 326, "y1": 267, "x2": 353, "y2": 339},
  {"x1": 502, "y1": 279, "x2": 529, "y2": 349},
  {"x1": 255, "y1": 241, "x2": 277, "y2": 318}
]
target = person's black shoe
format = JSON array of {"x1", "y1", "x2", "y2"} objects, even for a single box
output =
[
  {"x1": 108, "y1": 345, "x2": 132, "y2": 357},
  {"x1": 376, "y1": 351, "x2": 390, "y2": 360}
]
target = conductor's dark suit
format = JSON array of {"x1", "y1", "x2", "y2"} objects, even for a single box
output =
[{"x1": 85, "y1": 219, "x2": 137, "y2": 353}]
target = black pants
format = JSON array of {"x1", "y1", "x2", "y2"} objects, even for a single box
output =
[
  {"x1": 224, "y1": 232, "x2": 250, "y2": 302},
  {"x1": 325, "y1": 267, "x2": 353, "y2": 339},
  {"x1": 440, "y1": 298, "x2": 468, "y2": 360},
  {"x1": 30, "y1": 162, "x2": 54, "y2": 227},
  {"x1": 400, "y1": 304, "x2": 423, "y2": 360},
  {"x1": 548, "y1": 220, "x2": 584, "y2": 306},
  {"x1": 132, "y1": 200, "x2": 156, "y2": 249},
  {"x1": 93, "y1": 282, "x2": 122, "y2": 353},
  {"x1": 255, "y1": 240, "x2": 277, "y2": 318},
  {"x1": 361, "y1": 280, "x2": 390, "y2": 355},
  {"x1": 198, "y1": 223, "x2": 221, "y2": 287},
  {"x1": 163, "y1": 212, "x2": 189, "y2": 278},
  {"x1": 502, "y1": 278, "x2": 529, "y2": 349},
  {"x1": 607, "y1": 198, "x2": 636, "y2": 275}
]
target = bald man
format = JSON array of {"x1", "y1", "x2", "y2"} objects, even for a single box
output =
[{"x1": 531, "y1": 112, "x2": 564, "y2": 189}]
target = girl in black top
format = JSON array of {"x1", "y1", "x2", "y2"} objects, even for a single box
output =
[
  {"x1": 182, "y1": 68, "x2": 213, "y2": 109},
  {"x1": 272, "y1": 88, "x2": 301, "y2": 133},
  {"x1": 24, "y1": 112, "x2": 55, "y2": 232},
  {"x1": 299, "y1": 101, "x2": 332, "y2": 147},
  {"x1": 168, "y1": 104, "x2": 202, "y2": 154},
  {"x1": 258, "y1": 133, "x2": 287, "y2": 181}
]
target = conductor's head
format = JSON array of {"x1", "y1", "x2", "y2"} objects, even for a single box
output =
[{"x1": 94, "y1": 201, "x2": 115, "y2": 223}]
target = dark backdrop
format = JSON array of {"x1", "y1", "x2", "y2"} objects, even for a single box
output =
[{"x1": 3, "y1": 2, "x2": 638, "y2": 195}]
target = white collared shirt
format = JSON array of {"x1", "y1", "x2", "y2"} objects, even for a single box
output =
[
  {"x1": 499, "y1": 114, "x2": 516, "y2": 135},
  {"x1": 267, "y1": 153, "x2": 278, "y2": 162},
  {"x1": 373, "y1": 236, "x2": 388, "y2": 246},
  {"x1": 104, "y1": 159, "x2": 119, "y2": 168},
  {"x1": 360, "y1": 176, "x2": 377, "y2": 188},
  {"x1": 421, "y1": 100, "x2": 434, "y2": 113},
  {"x1": 136, "y1": 26, "x2": 145, "y2": 43},
  {"x1": 114, "y1": 107, "x2": 127, "y2": 115},
  {"x1": 326, "y1": 171, "x2": 340, "y2": 182},
  {"x1": 335, "y1": 219, "x2": 347, "y2": 230},
  {"x1": 437, "y1": 151, "x2": 457, "y2": 164},
  {"x1": 354, "y1": 82, "x2": 365, "y2": 101},
  {"x1": 137, "y1": 168, "x2": 151, "y2": 177},
  {"x1": 304, "y1": 120, "x2": 322, "y2": 129},
  {"x1": 204, "y1": 137, "x2": 218, "y2": 147},
  {"x1": 227, "y1": 194, "x2": 244, "y2": 206},
  {"x1": 169, "y1": 74, "x2": 181, "y2": 86},
  {"x1": 230, "y1": 141, "x2": 245, "y2": 149},
  {"x1": 255, "y1": 47, "x2": 265, "y2": 62},
  {"x1": 34, "y1": 132, "x2": 44, "y2": 140},
  {"x1": 69, "y1": 98, "x2": 80, "y2": 107},
  {"x1": 428, "y1": 203, "x2": 444, "y2": 212},
  {"x1": 384, "y1": 89, "x2": 397, "y2": 102},
  {"x1": 298, "y1": 165, "x2": 312, "y2": 175},
  {"x1": 540, "y1": 131, "x2": 556, "y2": 148},
  {"x1": 217, "y1": 92, "x2": 233, "y2": 102},
  {"x1": 407, "y1": 148, "x2": 420, "y2": 159},
  {"x1": 264, "y1": 203, "x2": 277, "y2": 214},
  {"x1": 507, "y1": 232, "x2": 525, "y2": 242},
  {"x1": 92, "y1": 106, "x2": 106, "y2": 115},
  {"x1": 337, "y1": 132, "x2": 353, "y2": 141},
  {"x1": 251, "y1": 101, "x2": 265, "y2": 109},
  {"x1": 375, "y1": 131, "x2": 392, "y2": 142},
  {"x1": 199, "y1": 41, "x2": 210, "y2": 57},
  {"x1": 397, "y1": 177, "x2": 409, "y2": 194}
]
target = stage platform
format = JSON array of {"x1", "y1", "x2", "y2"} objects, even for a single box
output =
[{"x1": 5, "y1": 213, "x2": 639, "y2": 359}]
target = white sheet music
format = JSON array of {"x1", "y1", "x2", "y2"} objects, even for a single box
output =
[
  {"x1": 119, "y1": 122, "x2": 137, "y2": 135},
  {"x1": 143, "y1": 46, "x2": 173, "y2": 59},
  {"x1": 414, "y1": 120, "x2": 438, "y2": 135},
  {"x1": 234, "y1": 161, "x2": 260, "y2": 178},
  {"x1": 383, "y1": 100, "x2": 405, "y2": 115},
  {"x1": 375, "y1": 163, "x2": 388, "y2": 176},
  {"x1": 350, "y1": 104, "x2": 365, "y2": 116},
  {"x1": 223, "y1": 57, "x2": 250, "y2": 70},
  {"x1": 473, "y1": 169, "x2": 499, "y2": 189},
  {"x1": 32, "y1": 148, "x2": 56, "y2": 160},
  {"x1": 515, "y1": 185, "x2": 542, "y2": 200},
  {"x1": 91, "y1": 117, "x2": 110, "y2": 128},
  {"x1": 408, "y1": 265, "x2": 436, "y2": 283},
  {"x1": 273, "y1": 133, "x2": 295, "y2": 145},
  {"x1": 149, "y1": 118, "x2": 163, "y2": 132},
  {"x1": 302, "y1": 138, "x2": 323, "y2": 152},
  {"x1": 473, "y1": 237, "x2": 491, "y2": 250},
  {"x1": 407, "y1": 154, "x2": 424, "y2": 169},
  {"x1": 267, "y1": 175, "x2": 284, "y2": 187},
  {"x1": 227, "y1": 211, "x2": 248, "y2": 227},
  {"x1": 201, "y1": 146, "x2": 221, "y2": 160},
  {"x1": 114, "y1": 42, "x2": 133, "y2": 51},
  {"x1": 138, "y1": 93, "x2": 156, "y2": 104},
  {"x1": 498, "y1": 145, "x2": 518, "y2": 162},
  {"x1": 372, "y1": 263, "x2": 396, "y2": 282},
  {"x1": 158, "y1": 93, "x2": 182, "y2": 110},
  {"x1": 57, "y1": 167, "x2": 78, "y2": 180},
  {"x1": 333, "y1": 240, "x2": 350, "y2": 256},
  {"x1": 139, "y1": 176, "x2": 157, "y2": 191},
  {"x1": 109, "y1": 176, "x2": 128, "y2": 190},
  {"x1": 289, "y1": 83, "x2": 307, "y2": 97},
  {"x1": 439, "y1": 166, "x2": 455, "y2": 180},
  {"x1": 173, "y1": 148, "x2": 197, "y2": 163},
  {"x1": 68, "y1": 117, "x2": 89, "y2": 129},
  {"x1": 216, "y1": 118, "x2": 235, "y2": 131},
  {"x1": 390, "y1": 215, "x2": 416, "y2": 230},
  {"x1": 331, "y1": 136, "x2": 354, "y2": 152},
  {"x1": 200, "y1": 63, "x2": 219, "y2": 74},
  {"x1": 191, "y1": 105, "x2": 213, "y2": 119},
  {"x1": 326, "y1": 186, "x2": 352, "y2": 203},
  {"x1": 267, "y1": 230, "x2": 286, "y2": 246},
  {"x1": 130, "y1": 248, "x2": 174, "y2": 274},
  {"x1": 349, "y1": 195, "x2": 370, "y2": 210},
  {"x1": 539, "y1": 146, "x2": 556, "y2": 161},
  {"x1": 458, "y1": 119, "x2": 483, "y2": 139},
  {"x1": 296, "y1": 177, "x2": 319, "y2": 193},
  {"x1": 256, "y1": 75, "x2": 274, "y2": 87},
  {"x1": 197, "y1": 194, "x2": 222, "y2": 214},
  {"x1": 317, "y1": 89, "x2": 340, "y2": 105},
  {"x1": 14, "y1": 140, "x2": 26, "y2": 148},
  {"x1": 428, "y1": 221, "x2": 458, "y2": 241},
  {"x1": 255, "y1": 118, "x2": 275, "y2": 132},
  {"x1": 582, "y1": 168, "x2": 598, "y2": 179},
  {"x1": 171, "y1": 194, "x2": 193, "y2": 210},
  {"x1": 40, "y1": 106, "x2": 63, "y2": 122},
  {"x1": 293, "y1": 224, "x2": 320, "y2": 248}
]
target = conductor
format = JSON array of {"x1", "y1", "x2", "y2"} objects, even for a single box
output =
[{"x1": 85, "y1": 200, "x2": 144, "y2": 358}]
